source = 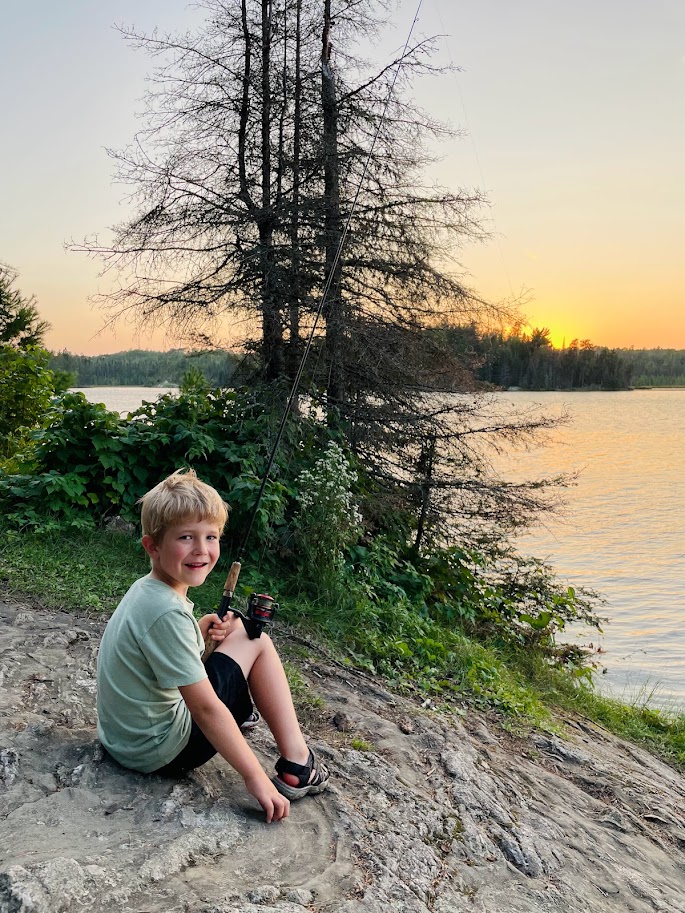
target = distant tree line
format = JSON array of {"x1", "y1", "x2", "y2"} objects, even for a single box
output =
[
  {"x1": 49, "y1": 349, "x2": 240, "y2": 387},
  {"x1": 431, "y1": 326, "x2": 629, "y2": 390},
  {"x1": 435, "y1": 326, "x2": 685, "y2": 391},
  {"x1": 50, "y1": 338, "x2": 685, "y2": 392},
  {"x1": 619, "y1": 349, "x2": 685, "y2": 387}
]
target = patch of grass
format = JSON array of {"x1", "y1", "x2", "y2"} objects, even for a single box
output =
[
  {"x1": 516, "y1": 651, "x2": 685, "y2": 770},
  {"x1": 563, "y1": 685, "x2": 684, "y2": 768},
  {"x1": 0, "y1": 525, "x2": 148, "y2": 612},
  {"x1": 283, "y1": 662, "x2": 325, "y2": 711},
  {"x1": 350, "y1": 737, "x2": 375, "y2": 752},
  {"x1": 281, "y1": 590, "x2": 556, "y2": 731}
]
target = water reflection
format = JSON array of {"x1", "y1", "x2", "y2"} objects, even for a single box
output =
[{"x1": 495, "y1": 389, "x2": 685, "y2": 707}]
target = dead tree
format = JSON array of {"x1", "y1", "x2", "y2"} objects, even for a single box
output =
[
  {"x1": 75, "y1": 0, "x2": 567, "y2": 544},
  {"x1": 321, "y1": 0, "x2": 344, "y2": 410}
]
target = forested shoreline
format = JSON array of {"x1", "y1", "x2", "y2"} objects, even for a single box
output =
[
  {"x1": 621, "y1": 347, "x2": 685, "y2": 387},
  {"x1": 440, "y1": 325, "x2": 685, "y2": 390},
  {"x1": 50, "y1": 348, "x2": 239, "y2": 387},
  {"x1": 50, "y1": 339, "x2": 685, "y2": 390}
]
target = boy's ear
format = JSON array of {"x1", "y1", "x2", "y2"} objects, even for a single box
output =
[{"x1": 141, "y1": 535, "x2": 159, "y2": 559}]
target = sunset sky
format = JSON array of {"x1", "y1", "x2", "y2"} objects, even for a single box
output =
[{"x1": 1, "y1": 0, "x2": 683, "y2": 354}]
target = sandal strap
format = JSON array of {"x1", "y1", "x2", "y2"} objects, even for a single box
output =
[{"x1": 275, "y1": 749, "x2": 328, "y2": 789}]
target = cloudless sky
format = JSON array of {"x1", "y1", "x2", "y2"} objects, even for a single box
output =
[{"x1": 1, "y1": 0, "x2": 683, "y2": 354}]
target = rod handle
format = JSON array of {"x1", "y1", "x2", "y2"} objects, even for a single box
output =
[
  {"x1": 202, "y1": 561, "x2": 242, "y2": 662},
  {"x1": 220, "y1": 561, "x2": 242, "y2": 614}
]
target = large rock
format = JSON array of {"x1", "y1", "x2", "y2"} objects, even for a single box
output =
[{"x1": 1, "y1": 599, "x2": 684, "y2": 912}]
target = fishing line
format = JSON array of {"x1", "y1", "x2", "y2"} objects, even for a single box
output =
[{"x1": 235, "y1": 0, "x2": 427, "y2": 564}]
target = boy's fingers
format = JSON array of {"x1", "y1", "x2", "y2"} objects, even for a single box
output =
[
  {"x1": 259, "y1": 790, "x2": 289, "y2": 823},
  {"x1": 271, "y1": 794, "x2": 289, "y2": 821}
]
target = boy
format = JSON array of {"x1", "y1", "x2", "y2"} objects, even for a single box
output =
[{"x1": 96, "y1": 469, "x2": 329, "y2": 823}]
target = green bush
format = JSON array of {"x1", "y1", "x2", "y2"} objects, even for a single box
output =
[
  {"x1": 293, "y1": 441, "x2": 362, "y2": 598},
  {"x1": 0, "y1": 345, "x2": 65, "y2": 459},
  {"x1": 0, "y1": 380, "x2": 326, "y2": 555},
  {"x1": 0, "y1": 377, "x2": 603, "y2": 687}
]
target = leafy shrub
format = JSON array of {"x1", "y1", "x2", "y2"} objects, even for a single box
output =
[
  {"x1": 293, "y1": 441, "x2": 362, "y2": 595},
  {"x1": 455, "y1": 548, "x2": 604, "y2": 651},
  {"x1": 0, "y1": 375, "x2": 603, "y2": 694},
  {"x1": 346, "y1": 533, "x2": 602, "y2": 669},
  {"x1": 0, "y1": 394, "x2": 125, "y2": 529},
  {"x1": 0, "y1": 380, "x2": 321, "y2": 550}
]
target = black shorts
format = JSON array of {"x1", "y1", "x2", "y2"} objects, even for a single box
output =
[{"x1": 154, "y1": 652, "x2": 253, "y2": 776}]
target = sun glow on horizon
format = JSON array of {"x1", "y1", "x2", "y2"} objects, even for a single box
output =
[
  {"x1": 497, "y1": 320, "x2": 577, "y2": 351},
  {"x1": 542, "y1": 327, "x2": 568, "y2": 350}
]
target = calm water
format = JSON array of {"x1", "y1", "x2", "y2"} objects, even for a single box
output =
[
  {"x1": 497, "y1": 390, "x2": 685, "y2": 709},
  {"x1": 72, "y1": 386, "x2": 177, "y2": 415},
  {"x1": 77, "y1": 386, "x2": 685, "y2": 708}
]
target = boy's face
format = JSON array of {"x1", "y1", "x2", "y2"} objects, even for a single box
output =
[{"x1": 142, "y1": 518, "x2": 221, "y2": 596}]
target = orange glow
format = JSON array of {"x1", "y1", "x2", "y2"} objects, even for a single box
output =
[
  {"x1": 2, "y1": 1, "x2": 683, "y2": 356},
  {"x1": 536, "y1": 327, "x2": 568, "y2": 350}
]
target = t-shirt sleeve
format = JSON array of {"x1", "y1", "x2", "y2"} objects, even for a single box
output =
[{"x1": 139, "y1": 609, "x2": 208, "y2": 689}]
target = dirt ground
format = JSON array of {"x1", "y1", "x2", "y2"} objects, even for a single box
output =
[{"x1": 1, "y1": 597, "x2": 684, "y2": 913}]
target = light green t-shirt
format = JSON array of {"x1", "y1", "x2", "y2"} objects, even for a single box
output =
[{"x1": 96, "y1": 575, "x2": 208, "y2": 773}]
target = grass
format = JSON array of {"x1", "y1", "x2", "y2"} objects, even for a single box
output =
[
  {"x1": 0, "y1": 526, "x2": 148, "y2": 612},
  {"x1": 282, "y1": 661, "x2": 325, "y2": 712},
  {"x1": 521, "y1": 657, "x2": 685, "y2": 769},
  {"x1": 279, "y1": 586, "x2": 557, "y2": 731},
  {"x1": 350, "y1": 737, "x2": 375, "y2": 752},
  {"x1": 1, "y1": 523, "x2": 683, "y2": 771}
]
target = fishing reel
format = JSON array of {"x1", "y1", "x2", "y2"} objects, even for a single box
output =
[{"x1": 231, "y1": 593, "x2": 278, "y2": 640}]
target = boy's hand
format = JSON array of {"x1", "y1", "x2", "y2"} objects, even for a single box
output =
[
  {"x1": 180, "y1": 680, "x2": 288, "y2": 823},
  {"x1": 198, "y1": 612, "x2": 240, "y2": 642},
  {"x1": 244, "y1": 771, "x2": 290, "y2": 823}
]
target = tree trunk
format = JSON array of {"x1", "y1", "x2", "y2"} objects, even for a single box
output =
[
  {"x1": 287, "y1": 0, "x2": 303, "y2": 379},
  {"x1": 238, "y1": 0, "x2": 253, "y2": 210},
  {"x1": 321, "y1": 0, "x2": 344, "y2": 410},
  {"x1": 260, "y1": 0, "x2": 284, "y2": 381},
  {"x1": 414, "y1": 432, "x2": 437, "y2": 551}
]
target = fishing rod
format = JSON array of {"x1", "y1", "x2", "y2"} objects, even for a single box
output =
[{"x1": 202, "y1": 0, "x2": 426, "y2": 659}]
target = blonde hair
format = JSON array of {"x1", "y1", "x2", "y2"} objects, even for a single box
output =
[{"x1": 139, "y1": 468, "x2": 229, "y2": 542}]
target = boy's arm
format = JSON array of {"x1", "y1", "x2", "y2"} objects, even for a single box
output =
[{"x1": 179, "y1": 679, "x2": 289, "y2": 823}]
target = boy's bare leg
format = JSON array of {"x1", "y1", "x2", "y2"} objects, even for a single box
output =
[{"x1": 214, "y1": 628, "x2": 312, "y2": 786}]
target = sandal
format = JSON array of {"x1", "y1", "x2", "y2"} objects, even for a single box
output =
[
  {"x1": 272, "y1": 749, "x2": 330, "y2": 800},
  {"x1": 240, "y1": 709, "x2": 261, "y2": 732}
]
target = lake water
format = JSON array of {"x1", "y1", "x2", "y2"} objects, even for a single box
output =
[
  {"x1": 71, "y1": 386, "x2": 177, "y2": 415},
  {"x1": 497, "y1": 390, "x2": 685, "y2": 710},
  {"x1": 76, "y1": 386, "x2": 685, "y2": 709}
]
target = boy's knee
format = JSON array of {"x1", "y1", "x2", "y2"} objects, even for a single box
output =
[
  {"x1": 238, "y1": 626, "x2": 273, "y2": 649},
  {"x1": 215, "y1": 625, "x2": 275, "y2": 666},
  {"x1": 225, "y1": 623, "x2": 275, "y2": 651},
  {"x1": 240, "y1": 626, "x2": 273, "y2": 649}
]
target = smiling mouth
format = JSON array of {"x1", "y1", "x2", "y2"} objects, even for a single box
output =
[{"x1": 185, "y1": 563, "x2": 208, "y2": 569}]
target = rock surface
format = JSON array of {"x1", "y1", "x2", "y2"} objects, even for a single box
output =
[{"x1": 1, "y1": 597, "x2": 684, "y2": 912}]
